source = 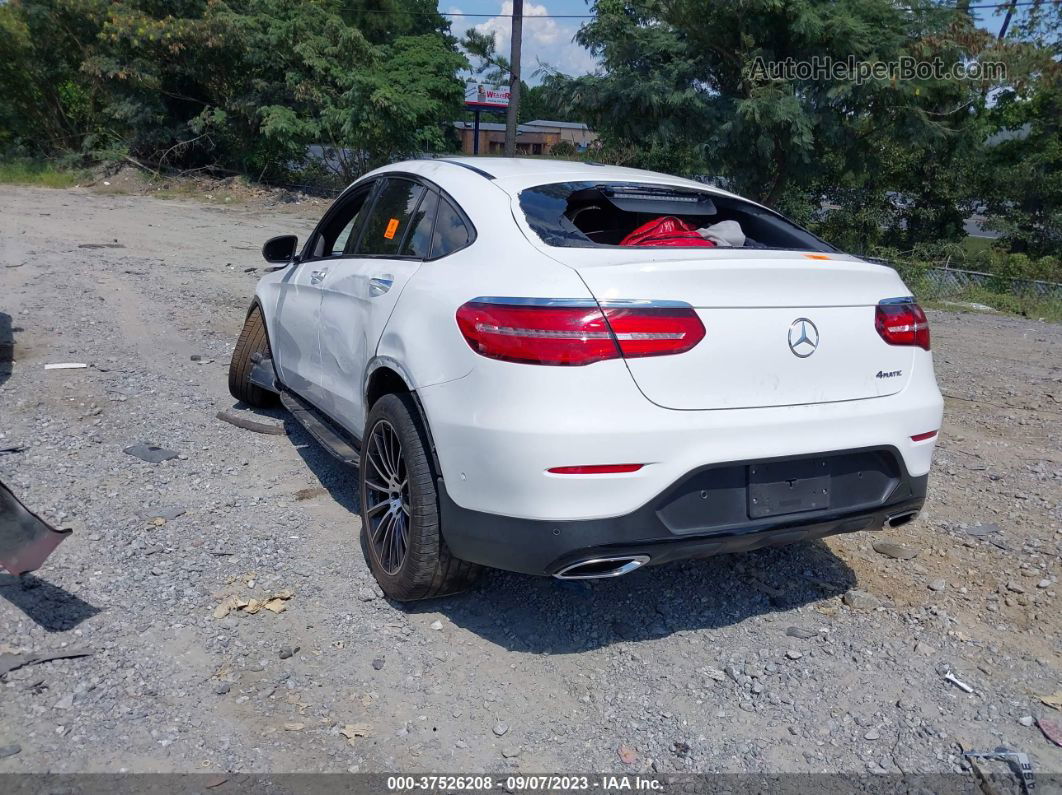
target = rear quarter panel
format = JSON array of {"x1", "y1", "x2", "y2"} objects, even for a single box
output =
[{"x1": 375, "y1": 163, "x2": 598, "y2": 391}]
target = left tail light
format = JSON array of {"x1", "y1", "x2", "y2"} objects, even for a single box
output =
[
  {"x1": 455, "y1": 299, "x2": 705, "y2": 366},
  {"x1": 875, "y1": 301, "x2": 930, "y2": 350}
]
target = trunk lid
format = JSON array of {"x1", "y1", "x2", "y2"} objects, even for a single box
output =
[{"x1": 563, "y1": 249, "x2": 915, "y2": 410}]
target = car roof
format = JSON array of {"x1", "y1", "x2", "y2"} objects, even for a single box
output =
[
  {"x1": 435, "y1": 157, "x2": 740, "y2": 194},
  {"x1": 360, "y1": 157, "x2": 747, "y2": 204}
]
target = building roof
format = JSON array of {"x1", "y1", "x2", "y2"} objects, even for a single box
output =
[
  {"x1": 453, "y1": 121, "x2": 538, "y2": 134},
  {"x1": 524, "y1": 120, "x2": 591, "y2": 131}
]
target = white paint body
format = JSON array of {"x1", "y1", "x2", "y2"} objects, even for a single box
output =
[{"x1": 254, "y1": 158, "x2": 943, "y2": 522}]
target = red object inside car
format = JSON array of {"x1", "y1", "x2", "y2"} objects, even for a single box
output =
[{"x1": 618, "y1": 216, "x2": 716, "y2": 247}]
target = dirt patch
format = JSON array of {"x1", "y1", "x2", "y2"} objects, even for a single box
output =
[{"x1": 83, "y1": 163, "x2": 331, "y2": 212}]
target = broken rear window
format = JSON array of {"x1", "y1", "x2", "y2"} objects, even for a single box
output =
[{"x1": 518, "y1": 181, "x2": 835, "y2": 252}]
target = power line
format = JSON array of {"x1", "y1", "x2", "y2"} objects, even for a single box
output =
[{"x1": 346, "y1": 2, "x2": 1049, "y2": 19}]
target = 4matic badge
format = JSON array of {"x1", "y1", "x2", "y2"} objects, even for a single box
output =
[{"x1": 876, "y1": 369, "x2": 903, "y2": 379}]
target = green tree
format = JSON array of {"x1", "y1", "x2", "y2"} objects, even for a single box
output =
[
  {"x1": 552, "y1": 0, "x2": 1010, "y2": 251},
  {"x1": 975, "y1": 3, "x2": 1062, "y2": 257},
  {"x1": 0, "y1": 0, "x2": 467, "y2": 182},
  {"x1": 0, "y1": 0, "x2": 106, "y2": 155}
]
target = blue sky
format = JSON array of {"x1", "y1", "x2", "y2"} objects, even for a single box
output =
[{"x1": 441, "y1": 1, "x2": 1019, "y2": 84}]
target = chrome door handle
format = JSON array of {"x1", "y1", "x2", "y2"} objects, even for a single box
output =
[
  {"x1": 369, "y1": 275, "x2": 394, "y2": 296},
  {"x1": 310, "y1": 268, "x2": 328, "y2": 285}
]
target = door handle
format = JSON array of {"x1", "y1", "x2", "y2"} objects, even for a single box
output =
[
  {"x1": 369, "y1": 275, "x2": 394, "y2": 296},
  {"x1": 310, "y1": 268, "x2": 328, "y2": 285}
]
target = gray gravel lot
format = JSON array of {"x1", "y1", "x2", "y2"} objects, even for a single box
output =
[{"x1": 0, "y1": 185, "x2": 1060, "y2": 776}]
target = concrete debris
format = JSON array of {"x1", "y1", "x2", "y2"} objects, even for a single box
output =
[
  {"x1": 872, "y1": 540, "x2": 919, "y2": 560},
  {"x1": 216, "y1": 410, "x2": 286, "y2": 436},
  {"x1": 843, "y1": 590, "x2": 880, "y2": 610}
]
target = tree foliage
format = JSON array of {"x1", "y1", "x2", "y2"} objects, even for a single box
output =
[
  {"x1": 0, "y1": 0, "x2": 466, "y2": 182},
  {"x1": 550, "y1": 0, "x2": 1058, "y2": 258}
]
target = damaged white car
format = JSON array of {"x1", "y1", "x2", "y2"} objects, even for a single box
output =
[{"x1": 229, "y1": 158, "x2": 942, "y2": 601}]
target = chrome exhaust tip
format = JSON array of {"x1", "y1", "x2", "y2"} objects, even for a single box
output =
[
  {"x1": 884, "y1": 510, "x2": 918, "y2": 529},
  {"x1": 553, "y1": 555, "x2": 650, "y2": 580}
]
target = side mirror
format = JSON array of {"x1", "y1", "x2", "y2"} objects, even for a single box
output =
[{"x1": 262, "y1": 235, "x2": 298, "y2": 264}]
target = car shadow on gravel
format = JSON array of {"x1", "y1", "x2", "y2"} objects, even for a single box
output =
[
  {"x1": 421, "y1": 540, "x2": 856, "y2": 652},
  {"x1": 0, "y1": 573, "x2": 101, "y2": 632},
  {"x1": 278, "y1": 409, "x2": 858, "y2": 652},
  {"x1": 283, "y1": 418, "x2": 359, "y2": 513}
]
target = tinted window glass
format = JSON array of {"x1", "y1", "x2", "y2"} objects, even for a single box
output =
[
  {"x1": 357, "y1": 178, "x2": 426, "y2": 257},
  {"x1": 399, "y1": 190, "x2": 439, "y2": 258},
  {"x1": 313, "y1": 185, "x2": 372, "y2": 258},
  {"x1": 431, "y1": 199, "x2": 471, "y2": 258}
]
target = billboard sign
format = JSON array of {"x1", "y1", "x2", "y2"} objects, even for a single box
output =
[{"x1": 465, "y1": 82, "x2": 510, "y2": 109}]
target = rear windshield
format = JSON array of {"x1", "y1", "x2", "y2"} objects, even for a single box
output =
[{"x1": 518, "y1": 181, "x2": 835, "y2": 252}]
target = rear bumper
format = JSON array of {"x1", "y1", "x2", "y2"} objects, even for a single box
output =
[
  {"x1": 418, "y1": 355, "x2": 942, "y2": 522},
  {"x1": 439, "y1": 447, "x2": 928, "y2": 576}
]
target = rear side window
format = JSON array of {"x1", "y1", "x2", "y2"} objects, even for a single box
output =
[
  {"x1": 399, "y1": 190, "x2": 439, "y2": 258},
  {"x1": 357, "y1": 178, "x2": 426, "y2": 257},
  {"x1": 518, "y1": 181, "x2": 835, "y2": 252},
  {"x1": 432, "y1": 199, "x2": 471, "y2": 258}
]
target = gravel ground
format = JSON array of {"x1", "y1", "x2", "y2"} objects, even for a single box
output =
[{"x1": 0, "y1": 185, "x2": 1060, "y2": 777}]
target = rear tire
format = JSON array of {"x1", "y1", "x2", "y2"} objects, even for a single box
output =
[
  {"x1": 359, "y1": 393, "x2": 480, "y2": 601},
  {"x1": 228, "y1": 305, "x2": 278, "y2": 408}
]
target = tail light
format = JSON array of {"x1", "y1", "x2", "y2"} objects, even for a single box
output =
[
  {"x1": 456, "y1": 299, "x2": 705, "y2": 365},
  {"x1": 875, "y1": 301, "x2": 930, "y2": 350}
]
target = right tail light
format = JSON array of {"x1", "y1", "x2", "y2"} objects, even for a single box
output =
[{"x1": 875, "y1": 301, "x2": 930, "y2": 350}]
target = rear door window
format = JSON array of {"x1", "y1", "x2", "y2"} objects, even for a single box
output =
[
  {"x1": 431, "y1": 198, "x2": 472, "y2": 258},
  {"x1": 357, "y1": 178, "x2": 426, "y2": 257}
]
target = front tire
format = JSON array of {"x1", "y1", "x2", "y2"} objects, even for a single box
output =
[
  {"x1": 228, "y1": 305, "x2": 278, "y2": 408},
  {"x1": 359, "y1": 393, "x2": 480, "y2": 601}
]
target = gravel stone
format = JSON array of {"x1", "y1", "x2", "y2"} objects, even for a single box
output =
[
  {"x1": 872, "y1": 541, "x2": 919, "y2": 560},
  {"x1": 843, "y1": 590, "x2": 880, "y2": 610}
]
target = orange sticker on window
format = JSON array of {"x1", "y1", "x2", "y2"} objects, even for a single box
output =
[{"x1": 384, "y1": 218, "x2": 400, "y2": 240}]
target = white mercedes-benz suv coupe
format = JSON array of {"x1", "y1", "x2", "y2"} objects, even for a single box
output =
[{"x1": 228, "y1": 158, "x2": 943, "y2": 601}]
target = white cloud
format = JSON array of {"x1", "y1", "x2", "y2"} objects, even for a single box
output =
[{"x1": 449, "y1": 2, "x2": 598, "y2": 84}]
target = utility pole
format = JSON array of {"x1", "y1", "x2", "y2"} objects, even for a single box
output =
[
  {"x1": 998, "y1": 0, "x2": 1018, "y2": 39},
  {"x1": 504, "y1": 0, "x2": 523, "y2": 157}
]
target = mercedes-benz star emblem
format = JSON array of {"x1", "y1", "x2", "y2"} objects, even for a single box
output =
[{"x1": 788, "y1": 318, "x2": 819, "y2": 358}]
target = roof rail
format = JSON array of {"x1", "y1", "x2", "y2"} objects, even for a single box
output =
[{"x1": 434, "y1": 159, "x2": 496, "y2": 180}]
